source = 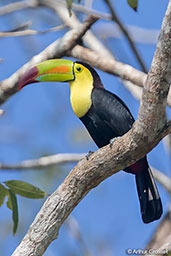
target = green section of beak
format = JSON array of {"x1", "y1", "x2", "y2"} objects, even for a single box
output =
[
  {"x1": 19, "y1": 59, "x2": 74, "y2": 90},
  {"x1": 36, "y1": 59, "x2": 74, "y2": 83}
]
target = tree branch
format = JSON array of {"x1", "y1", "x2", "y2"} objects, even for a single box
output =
[
  {"x1": 151, "y1": 168, "x2": 171, "y2": 194},
  {"x1": 0, "y1": 25, "x2": 65, "y2": 37},
  {"x1": 95, "y1": 23, "x2": 160, "y2": 45},
  {"x1": 163, "y1": 134, "x2": 171, "y2": 153},
  {"x1": 66, "y1": 216, "x2": 91, "y2": 256},
  {"x1": 0, "y1": 109, "x2": 4, "y2": 116},
  {"x1": 104, "y1": 0, "x2": 148, "y2": 73},
  {"x1": 0, "y1": 153, "x2": 86, "y2": 170},
  {"x1": 145, "y1": 211, "x2": 171, "y2": 256},
  {"x1": 67, "y1": 45, "x2": 171, "y2": 107},
  {"x1": 11, "y1": 2, "x2": 171, "y2": 254},
  {"x1": 4, "y1": 21, "x2": 32, "y2": 32},
  {"x1": 121, "y1": 80, "x2": 142, "y2": 101},
  {"x1": 68, "y1": 45, "x2": 146, "y2": 87},
  {"x1": 0, "y1": 15, "x2": 98, "y2": 105},
  {"x1": 0, "y1": 0, "x2": 38, "y2": 16}
]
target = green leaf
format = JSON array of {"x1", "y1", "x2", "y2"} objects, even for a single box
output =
[
  {"x1": 4, "y1": 180, "x2": 47, "y2": 199},
  {"x1": 6, "y1": 190, "x2": 12, "y2": 210},
  {"x1": 8, "y1": 190, "x2": 18, "y2": 234},
  {"x1": 0, "y1": 184, "x2": 7, "y2": 207},
  {"x1": 66, "y1": 0, "x2": 74, "y2": 16},
  {"x1": 127, "y1": 0, "x2": 138, "y2": 11}
]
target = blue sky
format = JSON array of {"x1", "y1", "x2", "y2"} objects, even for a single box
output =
[{"x1": 0, "y1": 0, "x2": 170, "y2": 255}]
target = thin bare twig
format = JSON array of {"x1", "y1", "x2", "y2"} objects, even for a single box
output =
[
  {"x1": 104, "y1": 0, "x2": 148, "y2": 73},
  {"x1": 0, "y1": 153, "x2": 86, "y2": 170},
  {"x1": 0, "y1": 153, "x2": 170, "y2": 195},
  {"x1": 163, "y1": 134, "x2": 171, "y2": 153},
  {"x1": 0, "y1": 109, "x2": 4, "y2": 116},
  {"x1": 121, "y1": 80, "x2": 142, "y2": 101},
  {"x1": 167, "y1": 87, "x2": 171, "y2": 106},
  {"x1": 0, "y1": 24, "x2": 65, "y2": 37},
  {"x1": 152, "y1": 168, "x2": 171, "y2": 194},
  {"x1": 95, "y1": 23, "x2": 160, "y2": 45},
  {"x1": 0, "y1": 0, "x2": 38, "y2": 16},
  {"x1": 4, "y1": 21, "x2": 32, "y2": 32},
  {"x1": 66, "y1": 216, "x2": 91, "y2": 256}
]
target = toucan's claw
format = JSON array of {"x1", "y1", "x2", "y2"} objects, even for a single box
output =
[
  {"x1": 110, "y1": 137, "x2": 115, "y2": 149},
  {"x1": 110, "y1": 137, "x2": 120, "y2": 149},
  {"x1": 86, "y1": 151, "x2": 94, "y2": 160}
]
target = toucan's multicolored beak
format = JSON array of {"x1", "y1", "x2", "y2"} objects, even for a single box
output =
[{"x1": 18, "y1": 59, "x2": 74, "y2": 90}]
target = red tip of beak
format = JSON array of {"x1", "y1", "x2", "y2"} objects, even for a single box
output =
[{"x1": 18, "y1": 66, "x2": 39, "y2": 91}]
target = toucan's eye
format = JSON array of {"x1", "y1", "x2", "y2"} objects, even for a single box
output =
[{"x1": 76, "y1": 66, "x2": 82, "y2": 72}]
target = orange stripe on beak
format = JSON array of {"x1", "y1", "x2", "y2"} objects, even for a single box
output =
[{"x1": 45, "y1": 65, "x2": 70, "y2": 74}]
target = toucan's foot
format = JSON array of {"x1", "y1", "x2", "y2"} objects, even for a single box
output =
[
  {"x1": 86, "y1": 151, "x2": 94, "y2": 160},
  {"x1": 110, "y1": 137, "x2": 120, "y2": 149},
  {"x1": 110, "y1": 138, "x2": 115, "y2": 149}
]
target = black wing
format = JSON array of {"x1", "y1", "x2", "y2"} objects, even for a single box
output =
[{"x1": 92, "y1": 88, "x2": 135, "y2": 136}]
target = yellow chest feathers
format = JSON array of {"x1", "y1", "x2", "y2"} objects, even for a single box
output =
[{"x1": 69, "y1": 73, "x2": 93, "y2": 118}]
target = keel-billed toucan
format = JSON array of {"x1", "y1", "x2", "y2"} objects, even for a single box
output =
[{"x1": 19, "y1": 59, "x2": 162, "y2": 223}]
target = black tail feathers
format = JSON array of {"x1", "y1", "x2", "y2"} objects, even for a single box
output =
[{"x1": 135, "y1": 167, "x2": 163, "y2": 223}]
